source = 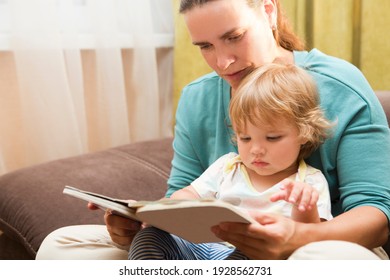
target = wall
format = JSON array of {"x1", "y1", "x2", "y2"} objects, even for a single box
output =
[
  {"x1": 281, "y1": 0, "x2": 390, "y2": 90},
  {"x1": 173, "y1": 0, "x2": 390, "y2": 113}
]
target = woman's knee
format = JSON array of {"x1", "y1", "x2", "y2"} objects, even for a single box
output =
[
  {"x1": 36, "y1": 225, "x2": 127, "y2": 260},
  {"x1": 288, "y1": 240, "x2": 382, "y2": 260}
]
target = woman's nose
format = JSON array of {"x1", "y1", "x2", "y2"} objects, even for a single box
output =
[{"x1": 216, "y1": 50, "x2": 235, "y2": 71}]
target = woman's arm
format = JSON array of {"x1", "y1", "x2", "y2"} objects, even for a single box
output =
[
  {"x1": 304, "y1": 206, "x2": 389, "y2": 249},
  {"x1": 212, "y1": 206, "x2": 388, "y2": 259}
]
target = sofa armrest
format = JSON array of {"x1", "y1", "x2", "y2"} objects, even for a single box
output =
[
  {"x1": 375, "y1": 90, "x2": 390, "y2": 124},
  {"x1": 0, "y1": 137, "x2": 173, "y2": 259}
]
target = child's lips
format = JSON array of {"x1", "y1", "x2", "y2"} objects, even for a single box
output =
[{"x1": 252, "y1": 160, "x2": 269, "y2": 167}]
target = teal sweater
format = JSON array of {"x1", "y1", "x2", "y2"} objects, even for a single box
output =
[{"x1": 167, "y1": 49, "x2": 390, "y2": 220}]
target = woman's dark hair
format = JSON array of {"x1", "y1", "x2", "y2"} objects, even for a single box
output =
[{"x1": 179, "y1": 0, "x2": 305, "y2": 51}]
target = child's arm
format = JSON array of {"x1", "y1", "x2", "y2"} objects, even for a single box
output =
[
  {"x1": 269, "y1": 179, "x2": 321, "y2": 223},
  {"x1": 170, "y1": 185, "x2": 201, "y2": 200}
]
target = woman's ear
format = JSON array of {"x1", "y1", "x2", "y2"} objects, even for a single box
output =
[{"x1": 263, "y1": 0, "x2": 277, "y2": 30}]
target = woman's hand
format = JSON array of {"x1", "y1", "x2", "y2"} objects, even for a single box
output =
[
  {"x1": 88, "y1": 202, "x2": 142, "y2": 247},
  {"x1": 212, "y1": 211, "x2": 298, "y2": 259},
  {"x1": 104, "y1": 210, "x2": 142, "y2": 246}
]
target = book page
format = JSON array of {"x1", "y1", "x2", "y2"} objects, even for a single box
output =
[
  {"x1": 136, "y1": 200, "x2": 255, "y2": 243},
  {"x1": 63, "y1": 186, "x2": 138, "y2": 220}
]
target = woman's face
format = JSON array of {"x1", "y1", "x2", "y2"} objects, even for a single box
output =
[{"x1": 184, "y1": 0, "x2": 279, "y2": 89}]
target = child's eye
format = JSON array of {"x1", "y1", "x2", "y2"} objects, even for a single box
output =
[
  {"x1": 239, "y1": 136, "x2": 251, "y2": 142},
  {"x1": 267, "y1": 136, "x2": 282, "y2": 142}
]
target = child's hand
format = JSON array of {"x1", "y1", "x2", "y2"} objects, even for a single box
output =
[{"x1": 269, "y1": 178, "x2": 319, "y2": 212}]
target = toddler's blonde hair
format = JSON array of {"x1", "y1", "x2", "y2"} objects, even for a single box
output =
[{"x1": 230, "y1": 63, "x2": 333, "y2": 161}]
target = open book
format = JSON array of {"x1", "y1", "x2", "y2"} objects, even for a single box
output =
[{"x1": 63, "y1": 186, "x2": 255, "y2": 243}]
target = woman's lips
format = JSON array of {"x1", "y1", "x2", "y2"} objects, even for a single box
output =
[
  {"x1": 225, "y1": 69, "x2": 243, "y2": 78},
  {"x1": 223, "y1": 68, "x2": 250, "y2": 83}
]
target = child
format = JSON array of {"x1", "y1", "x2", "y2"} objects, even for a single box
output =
[{"x1": 128, "y1": 63, "x2": 334, "y2": 260}]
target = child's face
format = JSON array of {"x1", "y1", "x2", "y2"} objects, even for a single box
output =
[{"x1": 236, "y1": 119, "x2": 306, "y2": 177}]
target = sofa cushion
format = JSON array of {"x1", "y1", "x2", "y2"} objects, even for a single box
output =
[{"x1": 0, "y1": 138, "x2": 173, "y2": 259}]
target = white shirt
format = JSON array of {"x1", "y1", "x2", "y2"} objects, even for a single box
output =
[{"x1": 191, "y1": 152, "x2": 333, "y2": 221}]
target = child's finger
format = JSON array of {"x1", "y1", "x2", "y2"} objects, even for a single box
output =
[
  {"x1": 296, "y1": 187, "x2": 313, "y2": 211},
  {"x1": 269, "y1": 190, "x2": 288, "y2": 202}
]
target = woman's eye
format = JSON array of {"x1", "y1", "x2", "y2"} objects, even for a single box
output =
[
  {"x1": 228, "y1": 33, "x2": 243, "y2": 42},
  {"x1": 199, "y1": 44, "x2": 212, "y2": 50}
]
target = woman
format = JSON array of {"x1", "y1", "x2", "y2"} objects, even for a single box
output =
[{"x1": 36, "y1": 0, "x2": 390, "y2": 260}]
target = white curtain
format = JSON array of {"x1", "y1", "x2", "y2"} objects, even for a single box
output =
[{"x1": 0, "y1": 0, "x2": 174, "y2": 175}]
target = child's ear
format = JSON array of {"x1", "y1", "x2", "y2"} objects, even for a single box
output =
[{"x1": 299, "y1": 136, "x2": 309, "y2": 146}]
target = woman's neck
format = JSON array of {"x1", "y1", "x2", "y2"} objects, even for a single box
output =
[{"x1": 274, "y1": 47, "x2": 294, "y2": 64}]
